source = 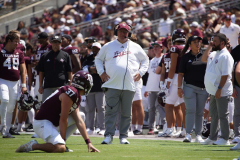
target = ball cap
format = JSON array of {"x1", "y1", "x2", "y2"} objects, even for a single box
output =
[
  {"x1": 151, "y1": 41, "x2": 162, "y2": 47},
  {"x1": 62, "y1": 34, "x2": 72, "y2": 41},
  {"x1": 51, "y1": 35, "x2": 62, "y2": 43},
  {"x1": 188, "y1": 35, "x2": 202, "y2": 43},
  {"x1": 225, "y1": 15, "x2": 231, "y2": 20},
  {"x1": 92, "y1": 42, "x2": 101, "y2": 49},
  {"x1": 38, "y1": 32, "x2": 48, "y2": 39},
  {"x1": 117, "y1": 23, "x2": 130, "y2": 31}
]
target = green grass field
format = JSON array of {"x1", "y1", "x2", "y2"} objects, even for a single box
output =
[{"x1": 1, "y1": 135, "x2": 240, "y2": 160}]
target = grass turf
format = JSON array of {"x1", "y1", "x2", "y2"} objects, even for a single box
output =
[{"x1": 1, "y1": 135, "x2": 240, "y2": 160}]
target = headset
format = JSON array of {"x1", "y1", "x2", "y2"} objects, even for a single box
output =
[{"x1": 114, "y1": 22, "x2": 132, "y2": 38}]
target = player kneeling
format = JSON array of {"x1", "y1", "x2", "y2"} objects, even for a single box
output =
[{"x1": 16, "y1": 71, "x2": 100, "y2": 153}]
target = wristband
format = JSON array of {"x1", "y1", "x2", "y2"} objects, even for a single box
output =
[
  {"x1": 85, "y1": 138, "x2": 91, "y2": 144},
  {"x1": 218, "y1": 86, "x2": 222, "y2": 90},
  {"x1": 178, "y1": 87, "x2": 182, "y2": 89},
  {"x1": 21, "y1": 83, "x2": 26, "y2": 88},
  {"x1": 166, "y1": 78, "x2": 173, "y2": 84}
]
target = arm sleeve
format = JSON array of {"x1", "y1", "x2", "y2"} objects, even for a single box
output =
[
  {"x1": 66, "y1": 53, "x2": 72, "y2": 72},
  {"x1": 95, "y1": 44, "x2": 107, "y2": 76},
  {"x1": 137, "y1": 47, "x2": 149, "y2": 77},
  {"x1": 178, "y1": 55, "x2": 187, "y2": 73},
  {"x1": 221, "y1": 54, "x2": 234, "y2": 76}
]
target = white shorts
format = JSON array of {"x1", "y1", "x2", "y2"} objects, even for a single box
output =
[
  {"x1": 133, "y1": 87, "x2": 142, "y2": 101},
  {"x1": 34, "y1": 75, "x2": 42, "y2": 102},
  {"x1": 33, "y1": 119, "x2": 65, "y2": 145},
  {"x1": 0, "y1": 78, "x2": 19, "y2": 112},
  {"x1": 141, "y1": 86, "x2": 149, "y2": 110}
]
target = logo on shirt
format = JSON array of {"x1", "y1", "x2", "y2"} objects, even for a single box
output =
[
  {"x1": 47, "y1": 59, "x2": 50, "y2": 62},
  {"x1": 16, "y1": 52, "x2": 19, "y2": 55},
  {"x1": 188, "y1": 60, "x2": 192, "y2": 62},
  {"x1": 210, "y1": 57, "x2": 213, "y2": 60},
  {"x1": 215, "y1": 59, "x2": 218, "y2": 64},
  {"x1": 1, "y1": 49, "x2": 6, "y2": 53},
  {"x1": 60, "y1": 58, "x2": 64, "y2": 62},
  {"x1": 121, "y1": 46, "x2": 124, "y2": 48},
  {"x1": 113, "y1": 51, "x2": 131, "y2": 58}
]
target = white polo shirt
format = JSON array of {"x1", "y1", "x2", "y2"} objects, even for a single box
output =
[
  {"x1": 204, "y1": 47, "x2": 234, "y2": 97},
  {"x1": 220, "y1": 23, "x2": 240, "y2": 49},
  {"x1": 95, "y1": 39, "x2": 149, "y2": 92}
]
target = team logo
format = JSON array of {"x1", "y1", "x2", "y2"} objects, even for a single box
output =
[
  {"x1": 210, "y1": 57, "x2": 213, "y2": 60},
  {"x1": 60, "y1": 58, "x2": 64, "y2": 62},
  {"x1": 215, "y1": 59, "x2": 218, "y2": 64},
  {"x1": 1, "y1": 49, "x2": 6, "y2": 53}
]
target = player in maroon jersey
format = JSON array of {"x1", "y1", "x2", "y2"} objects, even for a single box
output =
[
  {"x1": 0, "y1": 33, "x2": 27, "y2": 138},
  {"x1": 61, "y1": 34, "x2": 81, "y2": 73},
  {"x1": 16, "y1": 71, "x2": 100, "y2": 153}
]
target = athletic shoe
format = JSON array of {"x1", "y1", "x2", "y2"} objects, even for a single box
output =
[
  {"x1": 65, "y1": 146, "x2": 73, "y2": 152},
  {"x1": 101, "y1": 135, "x2": 112, "y2": 144},
  {"x1": 183, "y1": 134, "x2": 192, "y2": 142},
  {"x1": 31, "y1": 133, "x2": 39, "y2": 138},
  {"x1": 128, "y1": 131, "x2": 134, "y2": 137},
  {"x1": 200, "y1": 138, "x2": 215, "y2": 145},
  {"x1": 230, "y1": 142, "x2": 240, "y2": 150},
  {"x1": 87, "y1": 129, "x2": 94, "y2": 135},
  {"x1": 158, "y1": 125, "x2": 163, "y2": 130},
  {"x1": 232, "y1": 137, "x2": 240, "y2": 143},
  {"x1": 165, "y1": 128, "x2": 174, "y2": 137},
  {"x1": 73, "y1": 129, "x2": 81, "y2": 135},
  {"x1": 9, "y1": 127, "x2": 20, "y2": 135},
  {"x1": 147, "y1": 129, "x2": 154, "y2": 135},
  {"x1": 195, "y1": 135, "x2": 204, "y2": 143},
  {"x1": 172, "y1": 130, "x2": 182, "y2": 138},
  {"x1": 26, "y1": 124, "x2": 34, "y2": 132},
  {"x1": 120, "y1": 138, "x2": 130, "y2": 144},
  {"x1": 0, "y1": 125, "x2": 6, "y2": 136},
  {"x1": 213, "y1": 138, "x2": 230, "y2": 145},
  {"x1": 95, "y1": 128, "x2": 100, "y2": 134},
  {"x1": 115, "y1": 130, "x2": 119, "y2": 136},
  {"x1": 133, "y1": 130, "x2": 143, "y2": 135},
  {"x1": 229, "y1": 129, "x2": 235, "y2": 139},
  {"x1": 158, "y1": 125, "x2": 168, "y2": 137},
  {"x1": 15, "y1": 140, "x2": 38, "y2": 152},
  {"x1": 98, "y1": 130, "x2": 105, "y2": 135},
  {"x1": 153, "y1": 128, "x2": 159, "y2": 134},
  {"x1": 179, "y1": 130, "x2": 186, "y2": 138},
  {"x1": 3, "y1": 133, "x2": 15, "y2": 138}
]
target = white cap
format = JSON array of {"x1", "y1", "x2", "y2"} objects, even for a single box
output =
[
  {"x1": 60, "y1": 17, "x2": 66, "y2": 23},
  {"x1": 63, "y1": 26, "x2": 70, "y2": 31},
  {"x1": 94, "y1": 21, "x2": 100, "y2": 26},
  {"x1": 114, "y1": 17, "x2": 122, "y2": 25},
  {"x1": 190, "y1": 21, "x2": 199, "y2": 27},
  {"x1": 126, "y1": 19, "x2": 132, "y2": 26},
  {"x1": 92, "y1": 42, "x2": 101, "y2": 49}
]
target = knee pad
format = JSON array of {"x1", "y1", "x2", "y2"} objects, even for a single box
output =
[{"x1": 80, "y1": 111, "x2": 85, "y2": 122}]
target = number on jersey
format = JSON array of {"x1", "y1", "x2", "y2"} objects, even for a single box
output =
[
  {"x1": 164, "y1": 61, "x2": 171, "y2": 73},
  {"x1": 66, "y1": 88, "x2": 75, "y2": 97},
  {"x1": 3, "y1": 57, "x2": 19, "y2": 70}
]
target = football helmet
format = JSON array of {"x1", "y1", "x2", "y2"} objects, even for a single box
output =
[
  {"x1": 172, "y1": 28, "x2": 186, "y2": 44},
  {"x1": 157, "y1": 91, "x2": 166, "y2": 107},
  {"x1": 71, "y1": 71, "x2": 93, "y2": 96},
  {"x1": 202, "y1": 121, "x2": 211, "y2": 138},
  {"x1": 18, "y1": 93, "x2": 34, "y2": 112}
]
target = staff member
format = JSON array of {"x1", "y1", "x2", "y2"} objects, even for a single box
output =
[
  {"x1": 95, "y1": 22, "x2": 149, "y2": 144},
  {"x1": 178, "y1": 36, "x2": 208, "y2": 143},
  {"x1": 38, "y1": 36, "x2": 72, "y2": 102},
  {"x1": 201, "y1": 33, "x2": 234, "y2": 145}
]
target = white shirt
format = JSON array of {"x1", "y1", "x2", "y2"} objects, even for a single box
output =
[
  {"x1": 220, "y1": 23, "x2": 240, "y2": 49},
  {"x1": 204, "y1": 47, "x2": 234, "y2": 96},
  {"x1": 145, "y1": 56, "x2": 162, "y2": 92},
  {"x1": 158, "y1": 18, "x2": 174, "y2": 37},
  {"x1": 95, "y1": 39, "x2": 149, "y2": 92}
]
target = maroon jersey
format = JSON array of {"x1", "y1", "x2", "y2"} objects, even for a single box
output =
[
  {"x1": 0, "y1": 48, "x2": 25, "y2": 81},
  {"x1": 24, "y1": 56, "x2": 31, "y2": 72},
  {"x1": 169, "y1": 45, "x2": 184, "y2": 73},
  {"x1": 161, "y1": 52, "x2": 171, "y2": 79},
  {"x1": 35, "y1": 85, "x2": 81, "y2": 126},
  {"x1": 62, "y1": 46, "x2": 79, "y2": 69},
  {"x1": 0, "y1": 43, "x2": 25, "y2": 53}
]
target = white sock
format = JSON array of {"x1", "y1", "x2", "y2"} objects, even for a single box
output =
[
  {"x1": 6, "y1": 112, "x2": 13, "y2": 133},
  {"x1": 137, "y1": 125, "x2": 143, "y2": 132},
  {"x1": 22, "y1": 121, "x2": 26, "y2": 128},
  {"x1": 17, "y1": 123, "x2": 22, "y2": 131},
  {"x1": 0, "y1": 102, "x2": 8, "y2": 127},
  {"x1": 131, "y1": 124, "x2": 136, "y2": 131},
  {"x1": 177, "y1": 127, "x2": 182, "y2": 132},
  {"x1": 182, "y1": 128, "x2": 186, "y2": 133},
  {"x1": 28, "y1": 108, "x2": 35, "y2": 124}
]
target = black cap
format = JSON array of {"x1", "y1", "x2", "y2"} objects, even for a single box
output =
[
  {"x1": 202, "y1": 37, "x2": 209, "y2": 45},
  {"x1": 187, "y1": 35, "x2": 202, "y2": 44},
  {"x1": 38, "y1": 32, "x2": 48, "y2": 39},
  {"x1": 62, "y1": 34, "x2": 72, "y2": 42},
  {"x1": 51, "y1": 35, "x2": 62, "y2": 43},
  {"x1": 85, "y1": 36, "x2": 97, "y2": 43}
]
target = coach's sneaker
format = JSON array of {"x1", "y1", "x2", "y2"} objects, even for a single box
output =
[
  {"x1": 147, "y1": 129, "x2": 154, "y2": 135},
  {"x1": 120, "y1": 138, "x2": 130, "y2": 144},
  {"x1": 200, "y1": 138, "x2": 215, "y2": 145},
  {"x1": 98, "y1": 130, "x2": 105, "y2": 135},
  {"x1": 15, "y1": 140, "x2": 38, "y2": 152},
  {"x1": 183, "y1": 134, "x2": 192, "y2": 142},
  {"x1": 213, "y1": 138, "x2": 230, "y2": 145},
  {"x1": 232, "y1": 137, "x2": 240, "y2": 143},
  {"x1": 230, "y1": 142, "x2": 240, "y2": 150},
  {"x1": 195, "y1": 135, "x2": 204, "y2": 143},
  {"x1": 101, "y1": 135, "x2": 112, "y2": 144}
]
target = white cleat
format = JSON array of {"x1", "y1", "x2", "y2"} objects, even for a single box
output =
[
  {"x1": 101, "y1": 135, "x2": 112, "y2": 144},
  {"x1": 120, "y1": 138, "x2": 130, "y2": 144},
  {"x1": 232, "y1": 137, "x2": 240, "y2": 143},
  {"x1": 200, "y1": 138, "x2": 215, "y2": 145},
  {"x1": 230, "y1": 142, "x2": 240, "y2": 150},
  {"x1": 15, "y1": 140, "x2": 38, "y2": 152},
  {"x1": 73, "y1": 129, "x2": 81, "y2": 135},
  {"x1": 183, "y1": 134, "x2": 192, "y2": 142},
  {"x1": 98, "y1": 130, "x2": 105, "y2": 135},
  {"x1": 195, "y1": 135, "x2": 204, "y2": 143},
  {"x1": 87, "y1": 129, "x2": 94, "y2": 135},
  {"x1": 213, "y1": 138, "x2": 230, "y2": 145},
  {"x1": 172, "y1": 130, "x2": 181, "y2": 138}
]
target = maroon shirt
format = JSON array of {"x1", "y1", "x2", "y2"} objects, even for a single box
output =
[
  {"x1": 0, "y1": 48, "x2": 25, "y2": 81},
  {"x1": 35, "y1": 85, "x2": 81, "y2": 126},
  {"x1": 169, "y1": 45, "x2": 184, "y2": 74},
  {"x1": 24, "y1": 56, "x2": 31, "y2": 72},
  {"x1": 62, "y1": 46, "x2": 79, "y2": 69},
  {"x1": 160, "y1": 52, "x2": 171, "y2": 79}
]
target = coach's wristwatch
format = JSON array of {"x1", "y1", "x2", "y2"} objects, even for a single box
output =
[{"x1": 217, "y1": 86, "x2": 222, "y2": 90}]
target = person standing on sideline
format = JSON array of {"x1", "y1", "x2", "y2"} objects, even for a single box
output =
[
  {"x1": 38, "y1": 36, "x2": 72, "y2": 102},
  {"x1": 178, "y1": 36, "x2": 208, "y2": 143},
  {"x1": 95, "y1": 22, "x2": 149, "y2": 144},
  {"x1": 144, "y1": 41, "x2": 165, "y2": 135},
  {"x1": 0, "y1": 33, "x2": 27, "y2": 138},
  {"x1": 82, "y1": 42, "x2": 105, "y2": 135},
  {"x1": 201, "y1": 33, "x2": 234, "y2": 145}
]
